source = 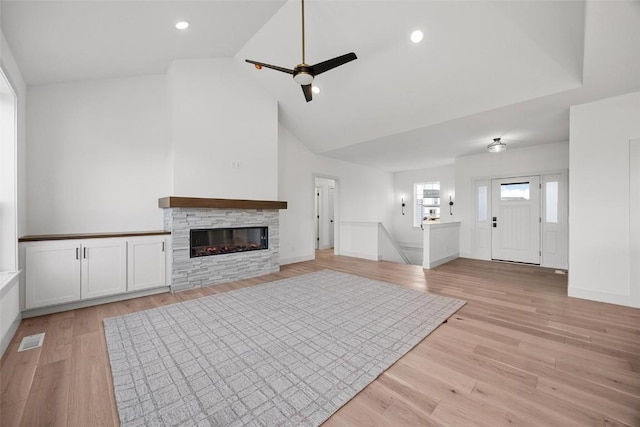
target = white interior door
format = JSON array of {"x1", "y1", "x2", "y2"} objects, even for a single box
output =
[{"x1": 491, "y1": 176, "x2": 541, "y2": 264}]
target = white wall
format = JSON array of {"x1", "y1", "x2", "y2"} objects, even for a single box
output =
[
  {"x1": 569, "y1": 91, "x2": 640, "y2": 308},
  {"x1": 0, "y1": 28, "x2": 25, "y2": 357},
  {"x1": 455, "y1": 141, "x2": 569, "y2": 259},
  {"x1": 167, "y1": 58, "x2": 278, "y2": 200},
  {"x1": 27, "y1": 75, "x2": 171, "y2": 234},
  {"x1": 25, "y1": 58, "x2": 279, "y2": 235},
  {"x1": 278, "y1": 124, "x2": 394, "y2": 264},
  {"x1": 1, "y1": 66, "x2": 17, "y2": 272},
  {"x1": 392, "y1": 165, "x2": 456, "y2": 250},
  {"x1": 1, "y1": 30, "x2": 26, "y2": 246}
]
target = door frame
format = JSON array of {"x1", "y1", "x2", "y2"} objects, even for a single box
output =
[
  {"x1": 471, "y1": 169, "x2": 568, "y2": 269},
  {"x1": 314, "y1": 187, "x2": 321, "y2": 250},
  {"x1": 312, "y1": 174, "x2": 340, "y2": 258}
]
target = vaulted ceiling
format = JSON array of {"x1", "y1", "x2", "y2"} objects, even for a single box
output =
[{"x1": 2, "y1": 0, "x2": 640, "y2": 171}]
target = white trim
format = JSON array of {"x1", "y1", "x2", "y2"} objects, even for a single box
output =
[
  {"x1": 21, "y1": 286, "x2": 170, "y2": 318},
  {"x1": 339, "y1": 221, "x2": 378, "y2": 228},
  {"x1": 0, "y1": 312, "x2": 20, "y2": 357},
  {"x1": 629, "y1": 138, "x2": 640, "y2": 308},
  {"x1": 340, "y1": 251, "x2": 381, "y2": 261},
  {"x1": 0, "y1": 271, "x2": 20, "y2": 295},
  {"x1": 422, "y1": 221, "x2": 461, "y2": 229},
  {"x1": 426, "y1": 253, "x2": 459, "y2": 269},
  {"x1": 0, "y1": 270, "x2": 21, "y2": 358},
  {"x1": 312, "y1": 174, "x2": 340, "y2": 260},
  {"x1": 568, "y1": 287, "x2": 639, "y2": 309},
  {"x1": 280, "y1": 254, "x2": 315, "y2": 265},
  {"x1": 398, "y1": 245, "x2": 422, "y2": 252}
]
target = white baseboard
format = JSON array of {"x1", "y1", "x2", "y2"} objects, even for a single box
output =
[
  {"x1": 0, "y1": 312, "x2": 21, "y2": 358},
  {"x1": 568, "y1": 287, "x2": 639, "y2": 309},
  {"x1": 280, "y1": 254, "x2": 315, "y2": 265},
  {"x1": 423, "y1": 253, "x2": 459, "y2": 269},
  {"x1": 22, "y1": 286, "x2": 171, "y2": 318},
  {"x1": 340, "y1": 251, "x2": 381, "y2": 261}
]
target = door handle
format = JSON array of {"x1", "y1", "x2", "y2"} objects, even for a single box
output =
[
  {"x1": 83, "y1": 247, "x2": 87, "y2": 259},
  {"x1": 76, "y1": 248, "x2": 79, "y2": 260}
]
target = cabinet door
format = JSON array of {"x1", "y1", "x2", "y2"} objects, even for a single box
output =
[
  {"x1": 25, "y1": 243, "x2": 81, "y2": 309},
  {"x1": 127, "y1": 237, "x2": 166, "y2": 291},
  {"x1": 81, "y1": 240, "x2": 127, "y2": 299}
]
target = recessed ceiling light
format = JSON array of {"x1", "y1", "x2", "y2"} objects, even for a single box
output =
[
  {"x1": 312, "y1": 86, "x2": 320, "y2": 94},
  {"x1": 410, "y1": 30, "x2": 424, "y2": 44},
  {"x1": 175, "y1": 21, "x2": 190, "y2": 30}
]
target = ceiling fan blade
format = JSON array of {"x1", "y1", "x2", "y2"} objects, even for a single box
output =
[
  {"x1": 245, "y1": 59, "x2": 294, "y2": 75},
  {"x1": 301, "y1": 84, "x2": 313, "y2": 102},
  {"x1": 310, "y1": 52, "x2": 357, "y2": 76}
]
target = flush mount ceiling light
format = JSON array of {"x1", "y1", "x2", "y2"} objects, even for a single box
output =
[
  {"x1": 410, "y1": 30, "x2": 424, "y2": 44},
  {"x1": 312, "y1": 86, "x2": 320, "y2": 94},
  {"x1": 488, "y1": 137, "x2": 507, "y2": 153},
  {"x1": 175, "y1": 21, "x2": 189, "y2": 30}
]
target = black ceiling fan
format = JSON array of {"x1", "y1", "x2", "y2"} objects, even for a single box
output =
[{"x1": 245, "y1": 0, "x2": 357, "y2": 102}]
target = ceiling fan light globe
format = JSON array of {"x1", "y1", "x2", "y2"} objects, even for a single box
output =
[
  {"x1": 293, "y1": 72, "x2": 314, "y2": 85},
  {"x1": 487, "y1": 142, "x2": 507, "y2": 153}
]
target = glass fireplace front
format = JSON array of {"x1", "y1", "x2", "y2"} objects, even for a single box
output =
[{"x1": 190, "y1": 227, "x2": 268, "y2": 258}]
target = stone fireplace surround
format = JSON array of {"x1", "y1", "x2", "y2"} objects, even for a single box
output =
[{"x1": 160, "y1": 197, "x2": 287, "y2": 291}]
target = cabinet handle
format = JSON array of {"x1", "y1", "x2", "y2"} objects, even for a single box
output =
[
  {"x1": 162, "y1": 241, "x2": 165, "y2": 252},
  {"x1": 83, "y1": 247, "x2": 86, "y2": 259},
  {"x1": 76, "y1": 248, "x2": 79, "y2": 260}
]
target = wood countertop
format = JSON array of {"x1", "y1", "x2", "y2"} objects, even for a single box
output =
[{"x1": 19, "y1": 230, "x2": 171, "y2": 242}]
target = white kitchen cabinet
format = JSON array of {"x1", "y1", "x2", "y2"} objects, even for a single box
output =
[
  {"x1": 127, "y1": 236, "x2": 167, "y2": 291},
  {"x1": 25, "y1": 242, "x2": 81, "y2": 309},
  {"x1": 81, "y1": 239, "x2": 127, "y2": 299}
]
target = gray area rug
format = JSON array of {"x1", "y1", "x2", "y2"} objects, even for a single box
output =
[{"x1": 104, "y1": 270, "x2": 465, "y2": 426}]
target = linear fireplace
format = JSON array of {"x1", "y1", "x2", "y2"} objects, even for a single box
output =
[{"x1": 190, "y1": 226, "x2": 268, "y2": 258}]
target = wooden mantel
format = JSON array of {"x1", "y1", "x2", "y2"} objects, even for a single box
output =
[{"x1": 158, "y1": 196, "x2": 287, "y2": 210}]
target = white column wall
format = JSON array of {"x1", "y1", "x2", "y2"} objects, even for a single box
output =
[
  {"x1": 0, "y1": 29, "x2": 26, "y2": 357},
  {"x1": 569, "y1": 91, "x2": 640, "y2": 308},
  {"x1": 167, "y1": 58, "x2": 278, "y2": 200}
]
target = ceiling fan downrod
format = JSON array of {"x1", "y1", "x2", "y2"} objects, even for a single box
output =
[{"x1": 301, "y1": 0, "x2": 306, "y2": 65}]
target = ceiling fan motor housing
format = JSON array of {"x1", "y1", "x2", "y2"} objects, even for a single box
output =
[{"x1": 293, "y1": 64, "x2": 314, "y2": 85}]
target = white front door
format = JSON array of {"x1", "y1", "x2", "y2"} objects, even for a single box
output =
[{"x1": 491, "y1": 176, "x2": 541, "y2": 264}]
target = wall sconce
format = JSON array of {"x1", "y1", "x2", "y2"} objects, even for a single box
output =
[
  {"x1": 401, "y1": 197, "x2": 406, "y2": 215},
  {"x1": 449, "y1": 195, "x2": 454, "y2": 215}
]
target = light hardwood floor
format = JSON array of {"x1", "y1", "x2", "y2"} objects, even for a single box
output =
[{"x1": 1, "y1": 251, "x2": 639, "y2": 426}]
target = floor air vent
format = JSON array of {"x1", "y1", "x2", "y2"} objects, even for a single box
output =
[{"x1": 18, "y1": 332, "x2": 45, "y2": 352}]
